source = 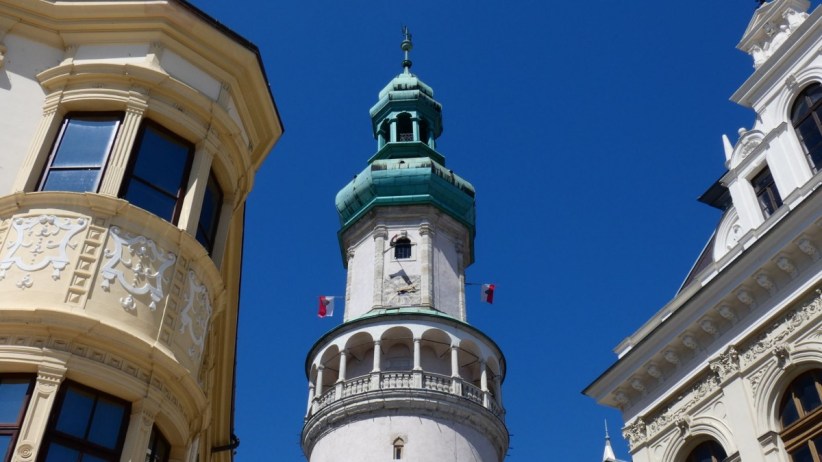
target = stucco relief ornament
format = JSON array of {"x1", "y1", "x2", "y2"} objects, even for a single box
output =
[
  {"x1": 179, "y1": 271, "x2": 212, "y2": 360},
  {"x1": 623, "y1": 419, "x2": 646, "y2": 450},
  {"x1": 0, "y1": 215, "x2": 87, "y2": 287},
  {"x1": 709, "y1": 346, "x2": 740, "y2": 381},
  {"x1": 100, "y1": 227, "x2": 176, "y2": 311}
]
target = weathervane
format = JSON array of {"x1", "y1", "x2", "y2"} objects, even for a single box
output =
[{"x1": 401, "y1": 25, "x2": 413, "y2": 71}]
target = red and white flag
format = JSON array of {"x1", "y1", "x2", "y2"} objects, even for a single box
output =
[
  {"x1": 481, "y1": 284, "x2": 495, "y2": 304},
  {"x1": 318, "y1": 296, "x2": 335, "y2": 318}
]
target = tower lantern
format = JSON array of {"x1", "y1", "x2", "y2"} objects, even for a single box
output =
[{"x1": 302, "y1": 30, "x2": 509, "y2": 462}]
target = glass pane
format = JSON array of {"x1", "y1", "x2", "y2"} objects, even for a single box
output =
[
  {"x1": 196, "y1": 176, "x2": 222, "y2": 251},
  {"x1": 0, "y1": 379, "x2": 29, "y2": 423},
  {"x1": 42, "y1": 169, "x2": 101, "y2": 193},
  {"x1": 52, "y1": 118, "x2": 118, "y2": 168},
  {"x1": 797, "y1": 373, "x2": 822, "y2": 415},
  {"x1": 87, "y1": 398, "x2": 125, "y2": 449},
  {"x1": 131, "y1": 126, "x2": 191, "y2": 196},
  {"x1": 44, "y1": 443, "x2": 80, "y2": 462},
  {"x1": 797, "y1": 117, "x2": 822, "y2": 152},
  {"x1": 782, "y1": 396, "x2": 800, "y2": 426},
  {"x1": 810, "y1": 146, "x2": 822, "y2": 172},
  {"x1": 0, "y1": 434, "x2": 11, "y2": 461},
  {"x1": 81, "y1": 454, "x2": 107, "y2": 462},
  {"x1": 123, "y1": 179, "x2": 178, "y2": 222},
  {"x1": 793, "y1": 98, "x2": 810, "y2": 124},
  {"x1": 56, "y1": 387, "x2": 94, "y2": 438},
  {"x1": 808, "y1": 84, "x2": 822, "y2": 107},
  {"x1": 791, "y1": 444, "x2": 814, "y2": 462}
]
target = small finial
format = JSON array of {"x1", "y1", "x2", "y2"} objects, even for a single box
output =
[
  {"x1": 401, "y1": 25, "x2": 413, "y2": 72},
  {"x1": 604, "y1": 419, "x2": 610, "y2": 439}
]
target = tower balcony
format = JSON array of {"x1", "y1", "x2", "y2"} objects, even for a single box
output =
[
  {"x1": 302, "y1": 314, "x2": 508, "y2": 458},
  {"x1": 0, "y1": 191, "x2": 221, "y2": 384}
]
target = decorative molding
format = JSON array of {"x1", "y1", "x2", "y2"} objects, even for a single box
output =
[
  {"x1": 797, "y1": 238, "x2": 819, "y2": 261},
  {"x1": 100, "y1": 226, "x2": 176, "y2": 311},
  {"x1": 709, "y1": 346, "x2": 740, "y2": 382},
  {"x1": 776, "y1": 256, "x2": 799, "y2": 279},
  {"x1": 0, "y1": 215, "x2": 87, "y2": 287},
  {"x1": 739, "y1": 289, "x2": 822, "y2": 369},
  {"x1": 179, "y1": 271, "x2": 212, "y2": 360}
]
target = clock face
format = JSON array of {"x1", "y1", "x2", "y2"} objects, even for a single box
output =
[{"x1": 384, "y1": 272, "x2": 421, "y2": 306}]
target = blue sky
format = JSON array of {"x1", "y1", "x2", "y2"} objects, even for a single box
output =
[{"x1": 188, "y1": 1, "x2": 770, "y2": 460}]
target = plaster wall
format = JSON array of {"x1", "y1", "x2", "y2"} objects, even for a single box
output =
[
  {"x1": 0, "y1": 33, "x2": 60, "y2": 194},
  {"x1": 347, "y1": 232, "x2": 375, "y2": 318},
  {"x1": 307, "y1": 414, "x2": 500, "y2": 462},
  {"x1": 433, "y1": 229, "x2": 462, "y2": 318}
]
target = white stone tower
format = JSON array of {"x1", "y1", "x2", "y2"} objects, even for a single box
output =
[{"x1": 301, "y1": 30, "x2": 509, "y2": 462}]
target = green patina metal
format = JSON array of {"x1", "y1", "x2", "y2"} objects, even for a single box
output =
[{"x1": 335, "y1": 32, "x2": 476, "y2": 265}]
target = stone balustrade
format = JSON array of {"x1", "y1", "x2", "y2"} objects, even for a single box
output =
[{"x1": 311, "y1": 371, "x2": 504, "y2": 418}]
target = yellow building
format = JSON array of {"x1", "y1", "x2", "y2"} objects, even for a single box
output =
[{"x1": 0, "y1": 1, "x2": 281, "y2": 461}]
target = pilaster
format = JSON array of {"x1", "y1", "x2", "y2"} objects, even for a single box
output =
[
  {"x1": 12, "y1": 363, "x2": 67, "y2": 462},
  {"x1": 372, "y1": 225, "x2": 387, "y2": 308},
  {"x1": 419, "y1": 223, "x2": 433, "y2": 307},
  {"x1": 120, "y1": 396, "x2": 161, "y2": 462},
  {"x1": 98, "y1": 103, "x2": 147, "y2": 196}
]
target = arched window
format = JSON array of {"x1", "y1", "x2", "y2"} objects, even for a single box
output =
[
  {"x1": 419, "y1": 119, "x2": 429, "y2": 145},
  {"x1": 780, "y1": 369, "x2": 822, "y2": 461},
  {"x1": 396, "y1": 113, "x2": 413, "y2": 142},
  {"x1": 394, "y1": 237, "x2": 412, "y2": 259},
  {"x1": 684, "y1": 440, "x2": 727, "y2": 462},
  {"x1": 379, "y1": 120, "x2": 390, "y2": 148},
  {"x1": 791, "y1": 83, "x2": 822, "y2": 173},
  {"x1": 393, "y1": 438, "x2": 405, "y2": 460}
]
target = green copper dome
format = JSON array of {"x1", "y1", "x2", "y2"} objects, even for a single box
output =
[{"x1": 335, "y1": 157, "x2": 476, "y2": 232}]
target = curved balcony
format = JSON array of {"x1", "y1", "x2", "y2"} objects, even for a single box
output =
[
  {"x1": 311, "y1": 371, "x2": 504, "y2": 418},
  {"x1": 0, "y1": 192, "x2": 222, "y2": 382}
]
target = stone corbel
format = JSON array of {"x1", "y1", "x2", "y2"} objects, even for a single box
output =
[
  {"x1": 773, "y1": 343, "x2": 792, "y2": 369},
  {"x1": 675, "y1": 416, "x2": 691, "y2": 437}
]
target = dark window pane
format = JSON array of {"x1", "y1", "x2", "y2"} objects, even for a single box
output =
[
  {"x1": 123, "y1": 180, "x2": 178, "y2": 222},
  {"x1": 796, "y1": 373, "x2": 822, "y2": 415},
  {"x1": 131, "y1": 126, "x2": 191, "y2": 196},
  {"x1": 81, "y1": 454, "x2": 108, "y2": 462},
  {"x1": 87, "y1": 398, "x2": 126, "y2": 449},
  {"x1": 44, "y1": 443, "x2": 80, "y2": 462},
  {"x1": 797, "y1": 117, "x2": 822, "y2": 151},
  {"x1": 0, "y1": 379, "x2": 29, "y2": 423},
  {"x1": 55, "y1": 387, "x2": 94, "y2": 438},
  {"x1": 51, "y1": 119, "x2": 117, "y2": 168},
  {"x1": 196, "y1": 173, "x2": 222, "y2": 252},
  {"x1": 394, "y1": 238, "x2": 411, "y2": 259},
  {"x1": 782, "y1": 396, "x2": 801, "y2": 426},
  {"x1": 791, "y1": 444, "x2": 814, "y2": 462},
  {"x1": 42, "y1": 170, "x2": 101, "y2": 193}
]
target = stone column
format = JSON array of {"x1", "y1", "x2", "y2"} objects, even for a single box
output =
[
  {"x1": 480, "y1": 360, "x2": 490, "y2": 408},
  {"x1": 316, "y1": 365, "x2": 325, "y2": 397},
  {"x1": 119, "y1": 396, "x2": 160, "y2": 462},
  {"x1": 371, "y1": 340, "x2": 382, "y2": 389},
  {"x1": 344, "y1": 248, "x2": 354, "y2": 322},
  {"x1": 419, "y1": 224, "x2": 433, "y2": 307},
  {"x1": 98, "y1": 99, "x2": 148, "y2": 196},
  {"x1": 456, "y1": 244, "x2": 466, "y2": 320},
  {"x1": 306, "y1": 382, "x2": 315, "y2": 418},
  {"x1": 373, "y1": 226, "x2": 388, "y2": 308},
  {"x1": 338, "y1": 350, "x2": 348, "y2": 382},
  {"x1": 389, "y1": 119, "x2": 397, "y2": 143},
  {"x1": 178, "y1": 139, "x2": 216, "y2": 235},
  {"x1": 411, "y1": 117, "x2": 420, "y2": 141},
  {"x1": 450, "y1": 346, "x2": 462, "y2": 396},
  {"x1": 493, "y1": 375, "x2": 504, "y2": 408},
  {"x1": 12, "y1": 363, "x2": 66, "y2": 462},
  {"x1": 12, "y1": 101, "x2": 64, "y2": 192},
  {"x1": 413, "y1": 339, "x2": 422, "y2": 371}
]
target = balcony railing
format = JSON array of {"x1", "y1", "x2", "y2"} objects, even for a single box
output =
[{"x1": 312, "y1": 371, "x2": 504, "y2": 418}]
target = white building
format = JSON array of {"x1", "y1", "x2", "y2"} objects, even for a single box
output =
[
  {"x1": 301, "y1": 31, "x2": 509, "y2": 462},
  {"x1": 585, "y1": 1, "x2": 822, "y2": 461},
  {"x1": 0, "y1": 1, "x2": 282, "y2": 461}
]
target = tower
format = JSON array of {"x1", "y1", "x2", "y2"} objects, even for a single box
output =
[
  {"x1": 0, "y1": 1, "x2": 281, "y2": 461},
  {"x1": 301, "y1": 30, "x2": 509, "y2": 462},
  {"x1": 585, "y1": 1, "x2": 822, "y2": 461}
]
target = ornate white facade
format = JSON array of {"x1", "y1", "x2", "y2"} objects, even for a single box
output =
[
  {"x1": 0, "y1": 1, "x2": 281, "y2": 461},
  {"x1": 585, "y1": 1, "x2": 822, "y2": 461}
]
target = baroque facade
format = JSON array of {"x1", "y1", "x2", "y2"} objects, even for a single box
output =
[
  {"x1": 300, "y1": 32, "x2": 509, "y2": 462},
  {"x1": 585, "y1": 1, "x2": 822, "y2": 461},
  {"x1": 0, "y1": 1, "x2": 281, "y2": 461}
]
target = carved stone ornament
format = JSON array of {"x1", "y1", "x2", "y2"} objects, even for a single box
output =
[
  {"x1": 100, "y1": 227, "x2": 176, "y2": 311},
  {"x1": 635, "y1": 373, "x2": 720, "y2": 449},
  {"x1": 0, "y1": 215, "x2": 87, "y2": 287},
  {"x1": 798, "y1": 238, "x2": 819, "y2": 261},
  {"x1": 776, "y1": 256, "x2": 799, "y2": 278},
  {"x1": 737, "y1": 289, "x2": 756, "y2": 307},
  {"x1": 664, "y1": 350, "x2": 681, "y2": 366},
  {"x1": 701, "y1": 319, "x2": 719, "y2": 337},
  {"x1": 623, "y1": 419, "x2": 647, "y2": 449},
  {"x1": 647, "y1": 364, "x2": 664, "y2": 383},
  {"x1": 748, "y1": 7, "x2": 809, "y2": 68},
  {"x1": 709, "y1": 346, "x2": 740, "y2": 381},
  {"x1": 756, "y1": 273, "x2": 777, "y2": 295},
  {"x1": 682, "y1": 334, "x2": 700, "y2": 351},
  {"x1": 740, "y1": 289, "x2": 822, "y2": 368},
  {"x1": 179, "y1": 271, "x2": 212, "y2": 360}
]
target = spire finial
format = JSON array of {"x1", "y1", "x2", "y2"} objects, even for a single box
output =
[
  {"x1": 605, "y1": 419, "x2": 610, "y2": 439},
  {"x1": 401, "y1": 25, "x2": 413, "y2": 72},
  {"x1": 602, "y1": 419, "x2": 617, "y2": 462}
]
